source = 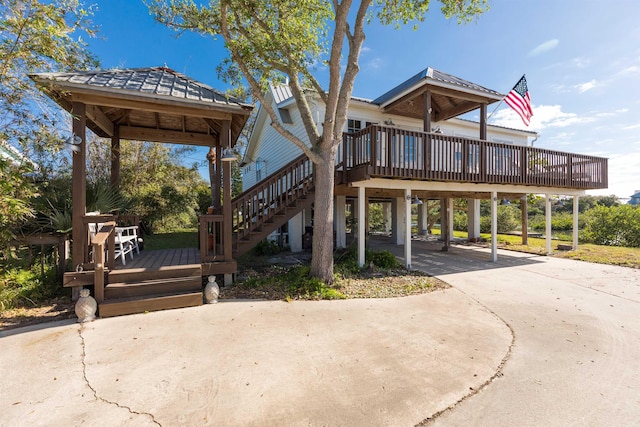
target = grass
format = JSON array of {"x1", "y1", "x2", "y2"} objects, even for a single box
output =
[
  {"x1": 429, "y1": 228, "x2": 640, "y2": 269},
  {"x1": 144, "y1": 228, "x2": 198, "y2": 250}
]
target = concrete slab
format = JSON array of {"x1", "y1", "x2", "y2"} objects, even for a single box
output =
[{"x1": 0, "y1": 289, "x2": 510, "y2": 426}]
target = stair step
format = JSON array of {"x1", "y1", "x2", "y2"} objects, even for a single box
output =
[
  {"x1": 108, "y1": 264, "x2": 201, "y2": 283},
  {"x1": 99, "y1": 291, "x2": 203, "y2": 318},
  {"x1": 105, "y1": 276, "x2": 202, "y2": 299}
]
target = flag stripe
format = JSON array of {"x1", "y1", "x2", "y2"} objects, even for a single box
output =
[{"x1": 505, "y1": 75, "x2": 533, "y2": 126}]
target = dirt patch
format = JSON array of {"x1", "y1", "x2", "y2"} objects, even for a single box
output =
[{"x1": 0, "y1": 297, "x2": 76, "y2": 331}]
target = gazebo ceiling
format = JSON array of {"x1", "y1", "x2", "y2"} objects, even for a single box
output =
[
  {"x1": 373, "y1": 67, "x2": 504, "y2": 123},
  {"x1": 30, "y1": 66, "x2": 253, "y2": 147}
]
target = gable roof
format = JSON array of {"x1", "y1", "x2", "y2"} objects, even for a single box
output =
[{"x1": 31, "y1": 66, "x2": 253, "y2": 146}]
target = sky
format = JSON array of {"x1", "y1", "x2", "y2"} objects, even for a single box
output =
[{"x1": 84, "y1": 0, "x2": 640, "y2": 200}]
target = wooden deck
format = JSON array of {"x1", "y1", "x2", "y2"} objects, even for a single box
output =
[{"x1": 115, "y1": 247, "x2": 200, "y2": 271}]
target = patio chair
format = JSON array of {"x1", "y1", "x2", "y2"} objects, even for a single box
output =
[{"x1": 88, "y1": 222, "x2": 136, "y2": 266}]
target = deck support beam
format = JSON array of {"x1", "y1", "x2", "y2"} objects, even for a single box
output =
[
  {"x1": 521, "y1": 195, "x2": 529, "y2": 245},
  {"x1": 222, "y1": 121, "x2": 233, "y2": 264},
  {"x1": 404, "y1": 189, "x2": 412, "y2": 269},
  {"x1": 334, "y1": 195, "x2": 346, "y2": 249},
  {"x1": 491, "y1": 191, "x2": 498, "y2": 262},
  {"x1": 357, "y1": 186, "x2": 366, "y2": 267},
  {"x1": 545, "y1": 193, "x2": 552, "y2": 254},
  {"x1": 573, "y1": 196, "x2": 580, "y2": 250}
]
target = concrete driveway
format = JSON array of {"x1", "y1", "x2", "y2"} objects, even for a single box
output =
[
  {"x1": 375, "y1": 238, "x2": 640, "y2": 426},
  {"x1": 1, "y1": 286, "x2": 509, "y2": 426}
]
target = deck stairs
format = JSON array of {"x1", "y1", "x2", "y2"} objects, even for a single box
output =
[
  {"x1": 99, "y1": 264, "x2": 203, "y2": 318},
  {"x1": 228, "y1": 153, "x2": 315, "y2": 258}
]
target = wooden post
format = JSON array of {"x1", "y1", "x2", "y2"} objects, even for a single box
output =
[
  {"x1": 71, "y1": 102, "x2": 87, "y2": 273},
  {"x1": 214, "y1": 145, "x2": 222, "y2": 209},
  {"x1": 491, "y1": 192, "x2": 498, "y2": 262},
  {"x1": 110, "y1": 125, "x2": 120, "y2": 189},
  {"x1": 222, "y1": 121, "x2": 232, "y2": 262},
  {"x1": 441, "y1": 197, "x2": 449, "y2": 252},
  {"x1": 423, "y1": 90, "x2": 432, "y2": 132},
  {"x1": 480, "y1": 103, "x2": 487, "y2": 140}
]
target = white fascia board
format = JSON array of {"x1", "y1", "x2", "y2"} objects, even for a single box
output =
[
  {"x1": 378, "y1": 79, "x2": 503, "y2": 109},
  {"x1": 351, "y1": 178, "x2": 587, "y2": 197}
]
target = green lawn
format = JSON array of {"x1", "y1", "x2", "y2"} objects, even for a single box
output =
[{"x1": 144, "y1": 228, "x2": 198, "y2": 250}]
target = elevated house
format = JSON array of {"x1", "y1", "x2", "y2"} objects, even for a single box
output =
[
  {"x1": 628, "y1": 191, "x2": 640, "y2": 206},
  {"x1": 32, "y1": 66, "x2": 608, "y2": 318},
  {"x1": 241, "y1": 67, "x2": 608, "y2": 267}
]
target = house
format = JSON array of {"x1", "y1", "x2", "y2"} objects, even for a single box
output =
[
  {"x1": 30, "y1": 65, "x2": 607, "y2": 318},
  {"x1": 0, "y1": 140, "x2": 37, "y2": 168},
  {"x1": 242, "y1": 67, "x2": 608, "y2": 266},
  {"x1": 628, "y1": 191, "x2": 640, "y2": 206}
]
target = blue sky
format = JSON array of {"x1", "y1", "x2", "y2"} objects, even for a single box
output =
[{"x1": 86, "y1": 0, "x2": 640, "y2": 200}]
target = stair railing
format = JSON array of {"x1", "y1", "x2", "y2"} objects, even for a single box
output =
[{"x1": 230, "y1": 154, "x2": 314, "y2": 250}]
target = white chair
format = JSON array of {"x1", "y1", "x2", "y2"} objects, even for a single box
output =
[{"x1": 88, "y1": 222, "x2": 136, "y2": 266}]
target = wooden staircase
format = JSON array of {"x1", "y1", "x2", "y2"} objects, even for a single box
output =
[
  {"x1": 98, "y1": 264, "x2": 203, "y2": 318},
  {"x1": 228, "y1": 154, "x2": 315, "y2": 258}
]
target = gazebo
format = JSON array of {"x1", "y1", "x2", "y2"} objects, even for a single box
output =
[{"x1": 31, "y1": 66, "x2": 253, "y2": 316}]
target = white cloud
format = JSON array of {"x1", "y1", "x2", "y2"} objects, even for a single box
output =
[
  {"x1": 587, "y1": 151, "x2": 640, "y2": 199},
  {"x1": 366, "y1": 57, "x2": 383, "y2": 70},
  {"x1": 623, "y1": 123, "x2": 640, "y2": 130},
  {"x1": 490, "y1": 104, "x2": 595, "y2": 132},
  {"x1": 528, "y1": 39, "x2": 559, "y2": 57},
  {"x1": 575, "y1": 80, "x2": 597, "y2": 93},
  {"x1": 361, "y1": 46, "x2": 371, "y2": 53}
]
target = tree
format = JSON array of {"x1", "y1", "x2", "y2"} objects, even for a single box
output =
[
  {"x1": 149, "y1": 0, "x2": 488, "y2": 283},
  {"x1": 0, "y1": 158, "x2": 37, "y2": 258}
]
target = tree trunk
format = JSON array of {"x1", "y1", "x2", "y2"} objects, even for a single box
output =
[{"x1": 309, "y1": 146, "x2": 337, "y2": 284}]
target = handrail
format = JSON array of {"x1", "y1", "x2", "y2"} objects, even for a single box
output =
[
  {"x1": 90, "y1": 221, "x2": 116, "y2": 304},
  {"x1": 341, "y1": 125, "x2": 608, "y2": 189},
  {"x1": 198, "y1": 214, "x2": 225, "y2": 262},
  {"x1": 230, "y1": 153, "x2": 314, "y2": 250}
]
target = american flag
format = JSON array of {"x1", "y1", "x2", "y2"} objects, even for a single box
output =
[{"x1": 505, "y1": 75, "x2": 533, "y2": 126}]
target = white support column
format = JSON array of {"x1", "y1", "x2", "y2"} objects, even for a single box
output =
[
  {"x1": 545, "y1": 193, "x2": 552, "y2": 254},
  {"x1": 491, "y1": 191, "x2": 498, "y2": 262},
  {"x1": 391, "y1": 197, "x2": 405, "y2": 245},
  {"x1": 358, "y1": 187, "x2": 366, "y2": 267},
  {"x1": 384, "y1": 202, "x2": 392, "y2": 233},
  {"x1": 334, "y1": 195, "x2": 346, "y2": 249},
  {"x1": 448, "y1": 198, "x2": 455, "y2": 241},
  {"x1": 467, "y1": 198, "x2": 481, "y2": 240},
  {"x1": 573, "y1": 196, "x2": 579, "y2": 250},
  {"x1": 405, "y1": 189, "x2": 412, "y2": 269},
  {"x1": 288, "y1": 212, "x2": 304, "y2": 252},
  {"x1": 417, "y1": 203, "x2": 427, "y2": 235}
]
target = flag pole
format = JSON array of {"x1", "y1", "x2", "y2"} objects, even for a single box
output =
[{"x1": 487, "y1": 74, "x2": 526, "y2": 122}]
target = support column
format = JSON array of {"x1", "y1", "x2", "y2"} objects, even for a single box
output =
[
  {"x1": 417, "y1": 202, "x2": 428, "y2": 235},
  {"x1": 222, "y1": 121, "x2": 232, "y2": 264},
  {"x1": 573, "y1": 196, "x2": 579, "y2": 250},
  {"x1": 491, "y1": 191, "x2": 498, "y2": 262},
  {"x1": 441, "y1": 198, "x2": 449, "y2": 251},
  {"x1": 214, "y1": 145, "x2": 221, "y2": 209},
  {"x1": 467, "y1": 198, "x2": 481, "y2": 240},
  {"x1": 448, "y1": 198, "x2": 454, "y2": 241},
  {"x1": 383, "y1": 202, "x2": 392, "y2": 233},
  {"x1": 110, "y1": 125, "x2": 120, "y2": 189},
  {"x1": 521, "y1": 195, "x2": 529, "y2": 245},
  {"x1": 288, "y1": 212, "x2": 304, "y2": 252},
  {"x1": 404, "y1": 189, "x2": 412, "y2": 269},
  {"x1": 545, "y1": 193, "x2": 552, "y2": 254},
  {"x1": 391, "y1": 197, "x2": 405, "y2": 245},
  {"x1": 423, "y1": 90, "x2": 432, "y2": 132},
  {"x1": 334, "y1": 195, "x2": 346, "y2": 249},
  {"x1": 358, "y1": 187, "x2": 366, "y2": 267},
  {"x1": 71, "y1": 102, "x2": 87, "y2": 273}
]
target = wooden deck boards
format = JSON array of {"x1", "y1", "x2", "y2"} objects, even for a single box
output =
[{"x1": 116, "y1": 248, "x2": 200, "y2": 271}]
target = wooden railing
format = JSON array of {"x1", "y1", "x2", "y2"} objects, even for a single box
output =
[
  {"x1": 83, "y1": 214, "x2": 117, "y2": 270},
  {"x1": 230, "y1": 154, "x2": 314, "y2": 250},
  {"x1": 340, "y1": 125, "x2": 608, "y2": 189},
  {"x1": 198, "y1": 214, "x2": 225, "y2": 263},
  {"x1": 90, "y1": 221, "x2": 116, "y2": 303}
]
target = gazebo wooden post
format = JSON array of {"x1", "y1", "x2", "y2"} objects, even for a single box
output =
[
  {"x1": 110, "y1": 124, "x2": 120, "y2": 189},
  {"x1": 71, "y1": 102, "x2": 87, "y2": 298},
  {"x1": 214, "y1": 145, "x2": 221, "y2": 209},
  {"x1": 221, "y1": 121, "x2": 233, "y2": 264}
]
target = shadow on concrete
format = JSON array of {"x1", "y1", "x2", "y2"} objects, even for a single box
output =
[{"x1": 368, "y1": 235, "x2": 546, "y2": 277}]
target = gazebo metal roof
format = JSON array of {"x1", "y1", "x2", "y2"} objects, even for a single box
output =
[{"x1": 30, "y1": 66, "x2": 253, "y2": 146}]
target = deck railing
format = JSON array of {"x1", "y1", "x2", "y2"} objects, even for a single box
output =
[
  {"x1": 198, "y1": 214, "x2": 225, "y2": 263},
  {"x1": 340, "y1": 125, "x2": 608, "y2": 189}
]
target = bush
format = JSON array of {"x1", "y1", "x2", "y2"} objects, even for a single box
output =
[
  {"x1": 582, "y1": 205, "x2": 640, "y2": 247},
  {"x1": 253, "y1": 239, "x2": 281, "y2": 256},
  {"x1": 0, "y1": 263, "x2": 61, "y2": 311},
  {"x1": 334, "y1": 246, "x2": 400, "y2": 275},
  {"x1": 480, "y1": 205, "x2": 520, "y2": 233},
  {"x1": 453, "y1": 211, "x2": 468, "y2": 232}
]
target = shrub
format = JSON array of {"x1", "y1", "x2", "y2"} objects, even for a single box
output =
[
  {"x1": 582, "y1": 205, "x2": 640, "y2": 247},
  {"x1": 480, "y1": 205, "x2": 520, "y2": 233},
  {"x1": 0, "y1": 263, "x2": 61, "y2": 311},
  {"x1": 253, "y1": 239, "x2": 281, "y2": 256}
]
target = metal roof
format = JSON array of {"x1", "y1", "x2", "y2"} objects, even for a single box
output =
[
  {"x1": 31, "y1": 66, "x2": 252, "y2": 110},
  {"x1": 373, "y1": 67, "x2": 503, "y2": 105}
]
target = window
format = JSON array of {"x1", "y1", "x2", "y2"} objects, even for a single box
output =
[
  {"x1": 279, "y1": 108, "x2": 293, "y2": 124},
  {"x1": 347, "y1": 119, "x2": 362, "y2": 133}
]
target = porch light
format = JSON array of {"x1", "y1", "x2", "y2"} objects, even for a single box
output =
[
  {"x1": 384, "y1": 119, "x2": 395, "y2": 126},
  {"x1": 220, "y1": 148, "x2": 236, "y2": 162},
  {"x1": 501, "y1": 198, "x2": 511, "y2": 205},
  {"x1": 65, "y1": 135, "x2": 82, "y2": 153},
  {"x1": 407, "y1": 195, "x2": 423, "y2": 205}
]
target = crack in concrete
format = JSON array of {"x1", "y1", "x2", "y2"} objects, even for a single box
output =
[
  {"x1": 78, "y1": 324, "x2": 162, "y2": 426},
  {"x1": 416, "y1": 288, "x2": 516, "y2": 426}
]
